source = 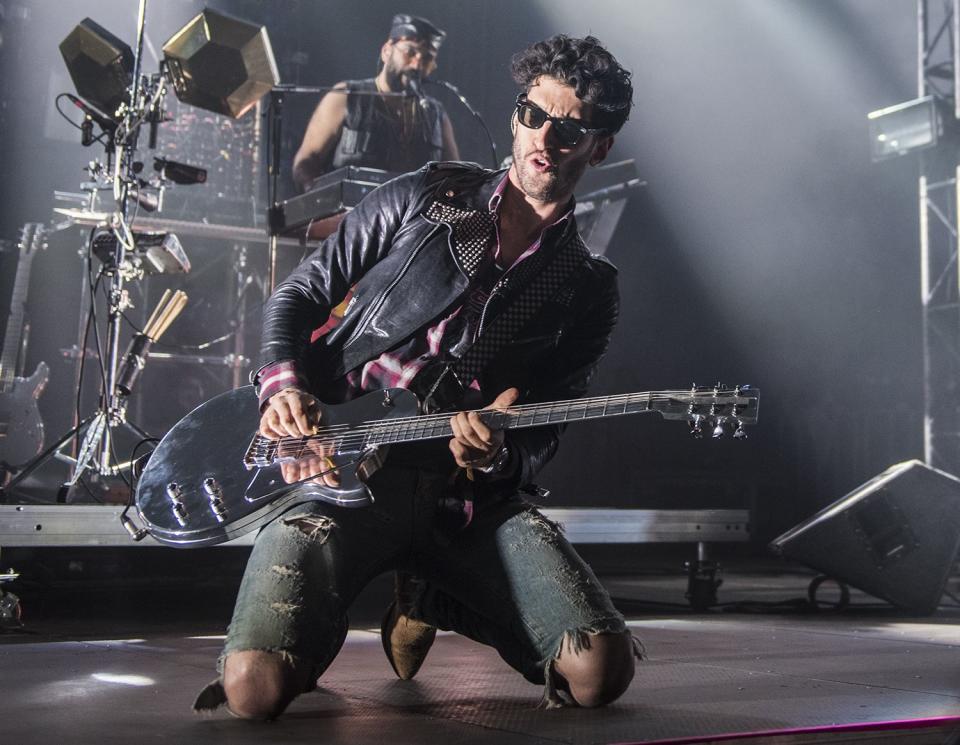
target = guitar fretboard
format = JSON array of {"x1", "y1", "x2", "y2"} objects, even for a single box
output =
[
  {"x1": 362, "y1": 392, "x2": 662, "y2": 446},
  {"x1": 246, "y1": 388, "x2": 757, "y2": 467}
]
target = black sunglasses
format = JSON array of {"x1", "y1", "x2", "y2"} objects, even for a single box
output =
[{"x1": 514, "y1": 94, "x2": 606, "y2": 147}]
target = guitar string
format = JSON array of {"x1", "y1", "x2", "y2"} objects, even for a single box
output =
[
  {"x1": 257, "y1": 390, "x2": 754, "y2": 460},
  {"x1": 255, "y1": 390, "x2": 684, "y2": 457},
  {"x1": 252, "y1": 390, "x2": 754, "y2": 462}
]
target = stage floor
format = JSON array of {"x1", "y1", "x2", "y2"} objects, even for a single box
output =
[{"x1": 2, "y1": 565, "x2": 959, "y2": 744}]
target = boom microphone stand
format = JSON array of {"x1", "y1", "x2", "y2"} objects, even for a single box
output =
[
  {"x1": 63, "y1": 0, "x2": 171, "y2": 488},
  {"x1": 426, "y1": 78, "x2": 499, "y2": 169}
]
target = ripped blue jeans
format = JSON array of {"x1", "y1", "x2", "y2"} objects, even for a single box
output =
[{"x1": 221, "y1": 460, "x2": 628, "y2": 696}]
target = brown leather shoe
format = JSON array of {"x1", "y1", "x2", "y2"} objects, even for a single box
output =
[{"x1": 381, "y1": 573, "x2": 437, "y2": 680}]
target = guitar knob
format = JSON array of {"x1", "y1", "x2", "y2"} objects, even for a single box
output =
[
  {"x1": 733, "y1": 422, "x2": 747, "y2": 440},
  {"x1": 203, "y1": 478, "x2": 228, "y2": 522},
  {"x1": 712, "y1": 420, "x2": 725, "y2": 438},
  {"x1": 172, "y1": 502, "x2": 188, "y2": 526},
  {"x1": 165, "y1": 483, "x2": 187, "y2": 526}
]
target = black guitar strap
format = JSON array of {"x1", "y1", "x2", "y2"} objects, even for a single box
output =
[{"x1": 419, "y1": 225, "x2": 591, "y2": 413}]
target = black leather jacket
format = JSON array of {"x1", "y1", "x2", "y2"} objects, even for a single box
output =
[{"x1": 258, "y1": 162, "x2": 619, "y2": 486}]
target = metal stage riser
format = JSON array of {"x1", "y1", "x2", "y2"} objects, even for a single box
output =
[{"x1": 0, "y1": 505, "x2": 749, "y2": 548}]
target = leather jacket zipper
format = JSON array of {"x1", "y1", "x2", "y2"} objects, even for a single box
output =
[{"x1": 341, "y1": 223, "x2": 443, "y2": 350}]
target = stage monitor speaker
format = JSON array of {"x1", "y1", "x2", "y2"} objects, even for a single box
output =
[{"x1": 770, "y1": 459, "x2": 960, "y2": 614}]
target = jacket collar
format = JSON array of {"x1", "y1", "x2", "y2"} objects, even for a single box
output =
[
  {"x1": 424, "y1": 163, "x2": 584, "y2": 278},
  {"x1": 431, "y1": 166, "x2": 580, "y2": 241},
  {"x1": 431, "y1": 166, "x2": 507, "y2": 213}
]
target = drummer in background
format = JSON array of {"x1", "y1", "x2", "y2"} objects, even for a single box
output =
[{"x1": 292, "y1": 13, "x2": 460, "y2": 191}]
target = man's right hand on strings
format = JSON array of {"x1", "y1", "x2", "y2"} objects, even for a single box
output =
[{"x1": 260, "y1": 388, "x2": 340, "y2": 487}]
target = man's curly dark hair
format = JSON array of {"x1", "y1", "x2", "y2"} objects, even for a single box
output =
[{"x1": 511, "y1": 34, "x2": 633, "y2": 134}]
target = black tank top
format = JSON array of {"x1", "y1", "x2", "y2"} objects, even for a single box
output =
[{"x1": 331, "y1": 78, "x2": 445, "y2": 173}]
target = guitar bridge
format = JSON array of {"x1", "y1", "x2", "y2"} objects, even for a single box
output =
[{"x1": 243, "y1": 434, "x2": 276, "y2": 469}]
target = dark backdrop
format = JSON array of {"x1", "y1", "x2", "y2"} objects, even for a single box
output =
[{"x1": 0, "y1": 0, "x2": 923, "y2": 544}]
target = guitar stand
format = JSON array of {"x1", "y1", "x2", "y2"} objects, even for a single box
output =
[{"x1": 0, "y1": 409, "x2": 151, "y2": 504}]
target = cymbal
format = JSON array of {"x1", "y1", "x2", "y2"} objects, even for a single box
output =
[{"x1": 53, "y1": 207, "x2": 113, "y2": 223}]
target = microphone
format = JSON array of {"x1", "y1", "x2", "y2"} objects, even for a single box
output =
[
  {"x1": 132, "y1": 187, "x2": 159, "y2": 212},
  {"x1": 148, "y1": 114, "x2": 160, "y2": 149},
  {"x1": 153, "y1": 157, "x2": 207, "y2": 185},
  {"x1": 405, "y1": 74, "x2": 430, "y2": 110},
  {"x1": 117, "y1": 290, "x2": 188, "y2": 397},
  {"x1": 65, "y1": 93, "x2": 117, "y2": 132}
]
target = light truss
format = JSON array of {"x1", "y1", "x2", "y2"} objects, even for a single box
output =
[{"x1": 918, "y1": 0, "x2": 960, "y2": 472}]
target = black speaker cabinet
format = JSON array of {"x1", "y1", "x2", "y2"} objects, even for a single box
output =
[
  {"x1": 162, "y1": 9, "x2": 279, "y2": 119},
  {"x1": 770, "y1": 460, "x2": 960, "y2": 614},
  {"x1": 59, "y1": 18, "x2": 133, "y2": 115}
]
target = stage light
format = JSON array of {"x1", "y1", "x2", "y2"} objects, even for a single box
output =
[
  {"x1": 867, "y1": 96, "x2": 942, "y2": 162},
  {"x1": 162, "y1": 8, "x2": 279, "y2": 119},
  {"x1": 58, "y1": 18, "x2": 134, "y2": 117}
]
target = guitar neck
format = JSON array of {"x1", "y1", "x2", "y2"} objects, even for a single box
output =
[
  {"x1": 360, "y1": 389, "x2": 757, "y2": 447},
  {"x1": 0, "y1": 225, "x2": 42, "y2": 385},
  {"x1": 251, "y1": 386, "x2": 758, "y2": 467},
  {"x1": 368, "y1": 392, "x2": 661, "y2": 445}
]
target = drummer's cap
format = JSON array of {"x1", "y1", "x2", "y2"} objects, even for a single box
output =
[{"x1": 389, "y1": 14, "x2": 446, "y2": 51}]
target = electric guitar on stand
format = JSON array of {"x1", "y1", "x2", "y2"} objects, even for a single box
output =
[{"x1": 0, "y1": 223, "x2": 50, "y2": 472}]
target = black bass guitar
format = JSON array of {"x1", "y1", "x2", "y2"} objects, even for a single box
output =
[
  {"x1": 0, "y1": 224, "x2": 49, "y2": 470},
  {"x1": 135, "y1": 384, "x2": 759, "y2": 547}
]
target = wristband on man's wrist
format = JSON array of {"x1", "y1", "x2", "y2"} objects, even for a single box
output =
[{"x1": 478, "y1": 442, "x2": 511, "y2": 474}]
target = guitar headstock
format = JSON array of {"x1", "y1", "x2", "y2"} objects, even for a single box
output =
[
  {"x1": 17, "y1": 223, "x2": 47, "y2": 259},
  {"x1": 655, "y1": 384, "x2": 759, "y2": 439}
]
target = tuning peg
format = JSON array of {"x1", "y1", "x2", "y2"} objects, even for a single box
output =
[
  {"x1": 733, "y1": 420, "x2": 747, "y2": 439},
  {"x1": 712, "y1": 420, "x2": 725, "y2": 438},
  {"x1": 689, "y1": 416, "x2": 704, "y2": 438}
]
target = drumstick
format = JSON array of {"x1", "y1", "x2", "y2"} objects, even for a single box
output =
[
  {"x1": 143, "y1": 289, "x2": 173, "y2": 338},
  {"x1": 145, "y1": 291, "x2": 175, "y2": 339},
  {"x1": 152, "y1": 290, "x2": 188, "y2": 340},
  {"x1": 144, "y1": 289, "x2": 185, "y2": 338}
]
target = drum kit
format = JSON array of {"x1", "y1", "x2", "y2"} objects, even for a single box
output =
[{"x1": 1, "y1": 4, "x2": 284, "y2": 505}]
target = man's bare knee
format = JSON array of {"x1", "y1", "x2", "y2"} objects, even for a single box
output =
[
  {"x1": 555, "y1": 630, "x2": 635, "y2": 708},
  {"x1": 222, "y1": 650, "x2": 308, "y2": 720}
]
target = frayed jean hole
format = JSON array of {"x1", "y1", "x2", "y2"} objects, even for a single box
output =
[
  {"x1": 282, "y1": 515, "x2": 336, "y2": 541},
  {"x1": 270, "y1": 564, "x2": 303, "y2": 579},
  {"x1": 519, "y1": 509, "x2": 565, "y2": 541},
  {"x1": 270, "y1": 601, "x2": 300, "y2": 616}
]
